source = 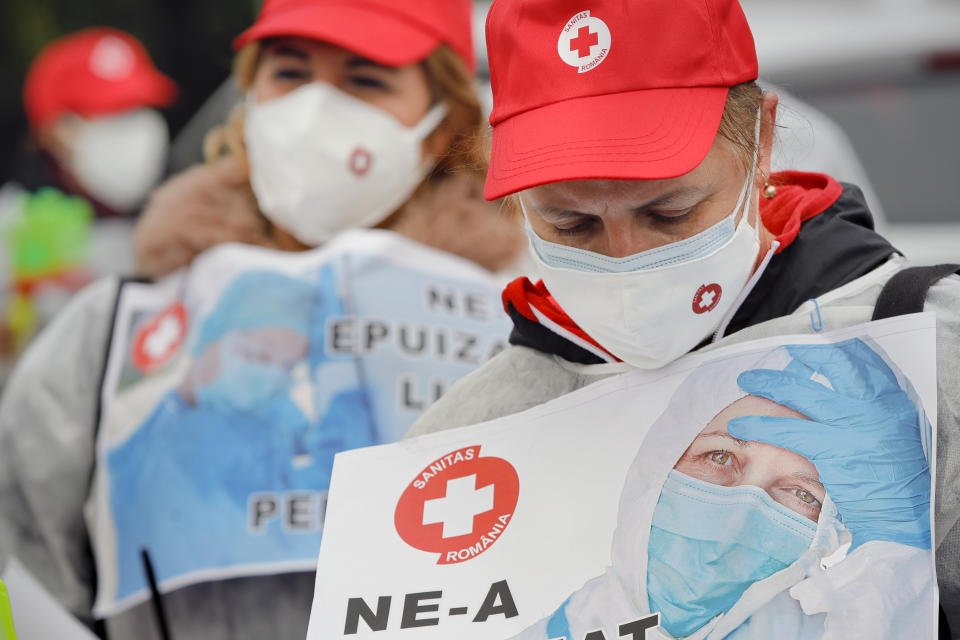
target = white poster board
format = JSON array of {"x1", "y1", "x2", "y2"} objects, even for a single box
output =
[
  {"x1": 90, "y1": 230, "x2": 510, "y2": 616},
  {"x1": 307, "y1": 314, "x2": 939, "y2": 640}
]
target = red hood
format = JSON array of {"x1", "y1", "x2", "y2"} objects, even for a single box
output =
[
  {"x1": 502, "y1": 171, "x2": 844, "y2": 360},
  {"x1": 764, "y1": 171, "x2": 844, "y2": 251}
]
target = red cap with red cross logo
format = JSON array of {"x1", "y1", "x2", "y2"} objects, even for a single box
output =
[
  {"x1": 482, "y1": 0, "x2": 758, "y2": 200},
  {"x1": 233, "y1": 0, "x2": 476, "y2": 73},
  {"x1": 23, "y1": 27, "x2": 177, "y2": 129}
]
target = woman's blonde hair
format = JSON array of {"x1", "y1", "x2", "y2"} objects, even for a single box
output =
[
  {"x1": 716, "y1": 81, "x2": 766, "y2": 174},
  {"x1": 203, "y1": 42, "x2": 487, "y2": 192}
]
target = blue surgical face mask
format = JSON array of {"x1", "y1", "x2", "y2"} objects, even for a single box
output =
[
  {"x1": 195, "y1": 335, "x2": 296, "y2": 415},
  {"x1": 525, "y1": 211, "x2": 738, "y2": 274},
  {"x1": 647, "y1": 470, "x2": 817, "y2": 638}
]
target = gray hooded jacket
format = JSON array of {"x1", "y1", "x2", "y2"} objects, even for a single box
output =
[
  {"x1": 408, "y1": 256, "x2": 960, "y2": 635},
  {"x1": 0, "y1": 277, "x2": 319, "y2": 640}
]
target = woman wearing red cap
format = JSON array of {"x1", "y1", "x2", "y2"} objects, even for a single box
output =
[
  {"x1": 17, "y1": 27, "x2": 177, "y2": 218},
  {"x1": 0, "y1": 2, "x2": 522, "y2": 639},
  {"x1": 409, "y1": 0, "x2": 960, "y2": 636},
  {"x1": 0, "y1": 28, "x2": 177, "y2": 380},
  {"x1": 131, "y1": 0, "x2": 523, "y2": 277}
]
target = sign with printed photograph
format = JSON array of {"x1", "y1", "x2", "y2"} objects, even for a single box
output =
[
  {"x1": 306, "y1": 314, "x2": 939, "y2": 640},
  {"x1": 89, "y1": 230, "x2": 511, "y2": 616}
]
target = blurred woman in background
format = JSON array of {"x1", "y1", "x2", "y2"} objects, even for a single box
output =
[
  {"x1": 132, "y1": 0, "x2": 524, "y2": 277},
  {"x1": 0, "y1": 1, "x2": 522, "y2": 638},
  {"x1": 0, "y1": 28, "x2": 177, "y2": 382}
]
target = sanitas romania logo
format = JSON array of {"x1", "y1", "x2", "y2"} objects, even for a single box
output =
[
  {"x1": 394, "y1": 446, "x2": 519, "y2": 565},
  {"x1": 557, "y1": 10, "x2": 612, "y2": 73}
]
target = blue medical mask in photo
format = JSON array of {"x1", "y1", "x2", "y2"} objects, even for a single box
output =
[
  {"x1": 646, "y1": 470, "x2": 817, "y2": 637},
  {"x1": 195, "y1": 334, "x2": 298, "y2": 416},
  {"x1": 525, "y1": 211, "x2": 738, "y2": 274}
]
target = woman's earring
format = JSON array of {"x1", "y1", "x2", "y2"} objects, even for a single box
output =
[{"x1": 762, "y1": 183, "x2": 777, "y2": 199}]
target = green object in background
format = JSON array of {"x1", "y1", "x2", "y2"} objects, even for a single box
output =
[
  {"x1": 0, "y1": 579, "x2": 18, "y2": 640},
  {"x1": 5, "y1": 187, "x2": 93, "y2": 281}
]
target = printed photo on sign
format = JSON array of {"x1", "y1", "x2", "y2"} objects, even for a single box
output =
[
  {"x1": 306, "y1": 314, "x2": 938, "y2": 640},
  {"x1": 90, "y1": 231, "x2": 511, "y2": 616}
]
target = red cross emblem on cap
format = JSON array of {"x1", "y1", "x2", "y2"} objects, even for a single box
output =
[
  {"x1": 89, "y1": 35, "x2": 136, "y2": 80},
  {"x1": 395, "y1": 445, "x2": 519, "y2": 565},
  {"x1": 131, "y1": 303, "x2": 188, "y2": 373},
  {"x1": 692, "y1": 283, "x2": 723, "y2": 314},
  {"x1": 557, "y1": 11, "x2": 612, "y2": 73},
  {"x1": 570, "y1": 25, "x2": 599, "y2": 57}
]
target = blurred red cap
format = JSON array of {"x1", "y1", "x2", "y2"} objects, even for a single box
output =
[
  {"x1": 233, "y1": 0, "x2": 476, "y2": 73},
  {"x1": 483, "y1": 0, "x2": 758, "y2": 200},
  {"x1": 23, "y1": 27, "x2": 177, "y2": 129}
]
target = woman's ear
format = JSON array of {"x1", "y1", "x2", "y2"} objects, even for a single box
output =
[{"x1": 757, "y1": 92, "x2": 779, "y2": 183}]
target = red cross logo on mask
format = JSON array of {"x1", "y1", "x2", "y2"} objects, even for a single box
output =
[
  {"x1": 692, "y1": 283, "x2": 723, "y2": 314},
  {"x1": 570, "y1": 25, "x2": 599, "y2": 58},
  {"x1": 348, "y1": 147, "x2": 373, "y2": 177}
]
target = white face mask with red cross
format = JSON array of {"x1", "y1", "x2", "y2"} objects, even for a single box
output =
[
  {"x1": 522, "y1": 121, "x2": 769, "y2": 369},
  {"x1": 244, "y1": 82, "x2": 446, "y2": 247}
]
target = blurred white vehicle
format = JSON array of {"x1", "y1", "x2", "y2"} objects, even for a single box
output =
[{"x1": 742, "y1": 0, "x2": 960, "y2": 264}]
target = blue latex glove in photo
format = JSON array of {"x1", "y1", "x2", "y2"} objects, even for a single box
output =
[{"x1": 727, "y1": 338, "x2": 931, "y2": 551}]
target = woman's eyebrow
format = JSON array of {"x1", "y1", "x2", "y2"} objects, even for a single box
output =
[
  {"x1": 632, "y1": 186, "x2": 710, "y2": 210},
  {"x1": 789, "y1": 471, "x2": 824, "y2": 491},
  {"x1": 537, "y1": 205, "x2": 593, "y2": 219},
  {"x1": 696, "y1": 430, "x2": 751, "y2": 447},
  {"x1": 346, "y1": 57, "x2": 398, "y2": 73},
  {"x1": 267, "y1": 45, "x2": 309, "y2": 60}
]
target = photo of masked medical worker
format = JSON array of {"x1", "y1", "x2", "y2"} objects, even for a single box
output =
[
  {"x1": 514, "y1": 338, "x2": 935, "y2": 640},
  {"x1": 103, "y1": 268, "x2": 373, "y2": 609}
]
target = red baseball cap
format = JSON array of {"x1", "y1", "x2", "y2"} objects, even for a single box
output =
[
  {"x1": 233, "y1": 0, "x2": 476, "y2": 73},
  {"x1": 483, "y1": 0, "x2": 758, "y2": 200},
  {"x1": 23, "y1": 28, "x2": 177, "y2": 129}
]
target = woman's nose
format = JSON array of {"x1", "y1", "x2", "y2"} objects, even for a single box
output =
[
  {"x1": 602, "y1": 219, "x2": 652, "y2": 258},
  {"x1": 737, "y1": 465, "x2": 777, "y2": 502}
]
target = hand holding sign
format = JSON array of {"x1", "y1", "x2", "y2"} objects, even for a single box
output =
[{"x1": 728, "y1": 338, "x2": 931, "y2": 550}]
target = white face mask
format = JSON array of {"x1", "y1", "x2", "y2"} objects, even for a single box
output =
[
  {"x1": 244, "y1": 82, "x2": 447, "y2": 247},
  {"x1": 524, "y1": 142, "x2": 766, "y2": 369},
  {"x1": 68, "y1": 108, "x2": 169, "y2": 213}
]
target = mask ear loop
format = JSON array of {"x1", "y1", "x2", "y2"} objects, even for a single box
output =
[
  {"x1": 710, "y1": 112, "x2": 772, "y2": 344},
  {"x1": 744, "y1": 109, "x2": 764, "y2": 238},
  {"x1": 516, "y1": 195, "x2": 543, "y2": 239},
  {"x1": 412, "y1": 102, "x2": 449, "y2": 138},
  {"x1": 517, "y1": 194, "x2": 536, "y2": 229},
  {"x1": 412, "y1": 102, "x2": 450, "y2": 177}
]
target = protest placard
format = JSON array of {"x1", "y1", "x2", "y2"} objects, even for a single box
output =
[
  {"x1": 307, "y1": 314, "x2": 938, "y2": 640},
  {"x1": 89, "y1": 229, "x2": 511, "y2": 616}
]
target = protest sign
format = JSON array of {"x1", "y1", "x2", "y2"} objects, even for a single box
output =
[
  {"x1": 307, "y1": 314, "x2": 939, "y2": 640},
  {"x1": 89, "y1": 229, "x2": 511, "y2": 616}
]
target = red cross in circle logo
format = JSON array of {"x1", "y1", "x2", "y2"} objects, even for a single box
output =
[
  {"x1": 692, "y1": 283, "x2": 723, "y2": 314},
  {"x1": 557, "y1": 12, "x2": 612, "y2": 73},
  {"x1": 395, "y1": 446, "x2": 519, "y2": 565},
  {"x1": 570, "y1": 25, "x2": 599, "y2": 58},
  {"x1": 348, "y1": 147, "x2": 373, "y2": 177},
  {"x1": 131, "y1": 303, "x2": 188, "y2": 373}
]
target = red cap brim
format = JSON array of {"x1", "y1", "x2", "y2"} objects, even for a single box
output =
[
  {"x1": 483, "y1": 87, "x2": 730, "y2": 200},
  {"x1": 233, "y1": 4, "x2": 441, "y2": 68},
  {"x1": 72, "y1": 70, "x2": 178, "y2": 120}
]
